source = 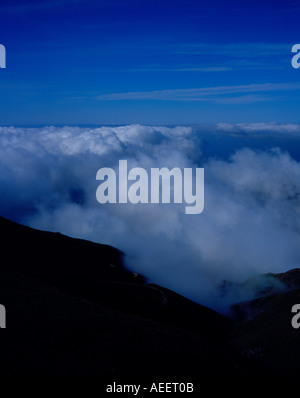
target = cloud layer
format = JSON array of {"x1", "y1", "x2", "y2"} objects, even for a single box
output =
[{"x1": 1, "y1": 123, "x2": 300, "y2": 313}]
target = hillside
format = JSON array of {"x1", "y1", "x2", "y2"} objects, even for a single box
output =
[
  {"x1": 2, "y1": 216, "x2": 299, "y2": 378},
  {"x1": 0, "y1": 216, "x2": 260, "y2": 378}
]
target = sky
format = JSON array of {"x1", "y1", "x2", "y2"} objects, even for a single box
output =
[{"x1": 0, "y1": 0, "x2": 300, "y2": 125}]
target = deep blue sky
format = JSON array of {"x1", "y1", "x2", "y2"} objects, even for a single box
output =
[{"x1": 0, "y1": 0, "x2": 300, "y2": 125}]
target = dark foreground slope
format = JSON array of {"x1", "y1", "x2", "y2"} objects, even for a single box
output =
[
  {"x1": 230, "y1": 269, "x2": 300, "y2": 378},
  {"x1": 0, "y1": 216, "x2": 263, "y2": 378}
]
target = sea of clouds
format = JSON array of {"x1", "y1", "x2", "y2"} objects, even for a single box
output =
[{"x1": 1, "y1": 123, "x2": 300, "y2": 313}]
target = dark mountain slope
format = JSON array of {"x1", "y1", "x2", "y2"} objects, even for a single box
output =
[
  {"x1": 0, "y1": 268, "x2": 259, "y2": 378},
  {"x1": 230, "y1": 269, "x2": 300, "y2": 377},
  {"x1": 0, "y1": 216, "x2": 230, "y2": 339},
  {"x1": 0, "y1": 216, "x2": 262, "y2": 378}
]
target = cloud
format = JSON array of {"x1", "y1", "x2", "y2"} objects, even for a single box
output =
[
  {"x1": 216, "y1": 121, "x2": 300, "y2": 134},
  {"x1": 1, "y1": 124, "x2": 300, "y2": 313},
  {"x1": 0, "y1": 0, "x2": 85, "y2": 13},
  {"x1": 130, "y1": 66, "x2": 231, "y2": 72},
  {"x1": 168, "y1": 42, "x2": 291, "y2": 71},
  {"x1": 172, "y1": 43, "x2": 290, "y2": 57},
  {"x1": 0, "y1": 0, "x2": 145, "y2": 14},
  {"x1": 96, "y1": 82, "x2": 300, "y2": 103}
]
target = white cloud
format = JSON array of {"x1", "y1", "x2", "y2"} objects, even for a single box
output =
[
  {"x1": 216, "y1": 121, "x2": 300, "y2": 134},
  {"x1": 1, "y1": 124, "x2": 300, "y2": 313},
  {"x1": 96, "y1": 82, "x2": 300, "y2": 102}
]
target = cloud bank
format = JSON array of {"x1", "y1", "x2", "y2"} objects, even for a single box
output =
[{"x1": 1, "y1": 123, "x2": 300, "y2": 313}]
